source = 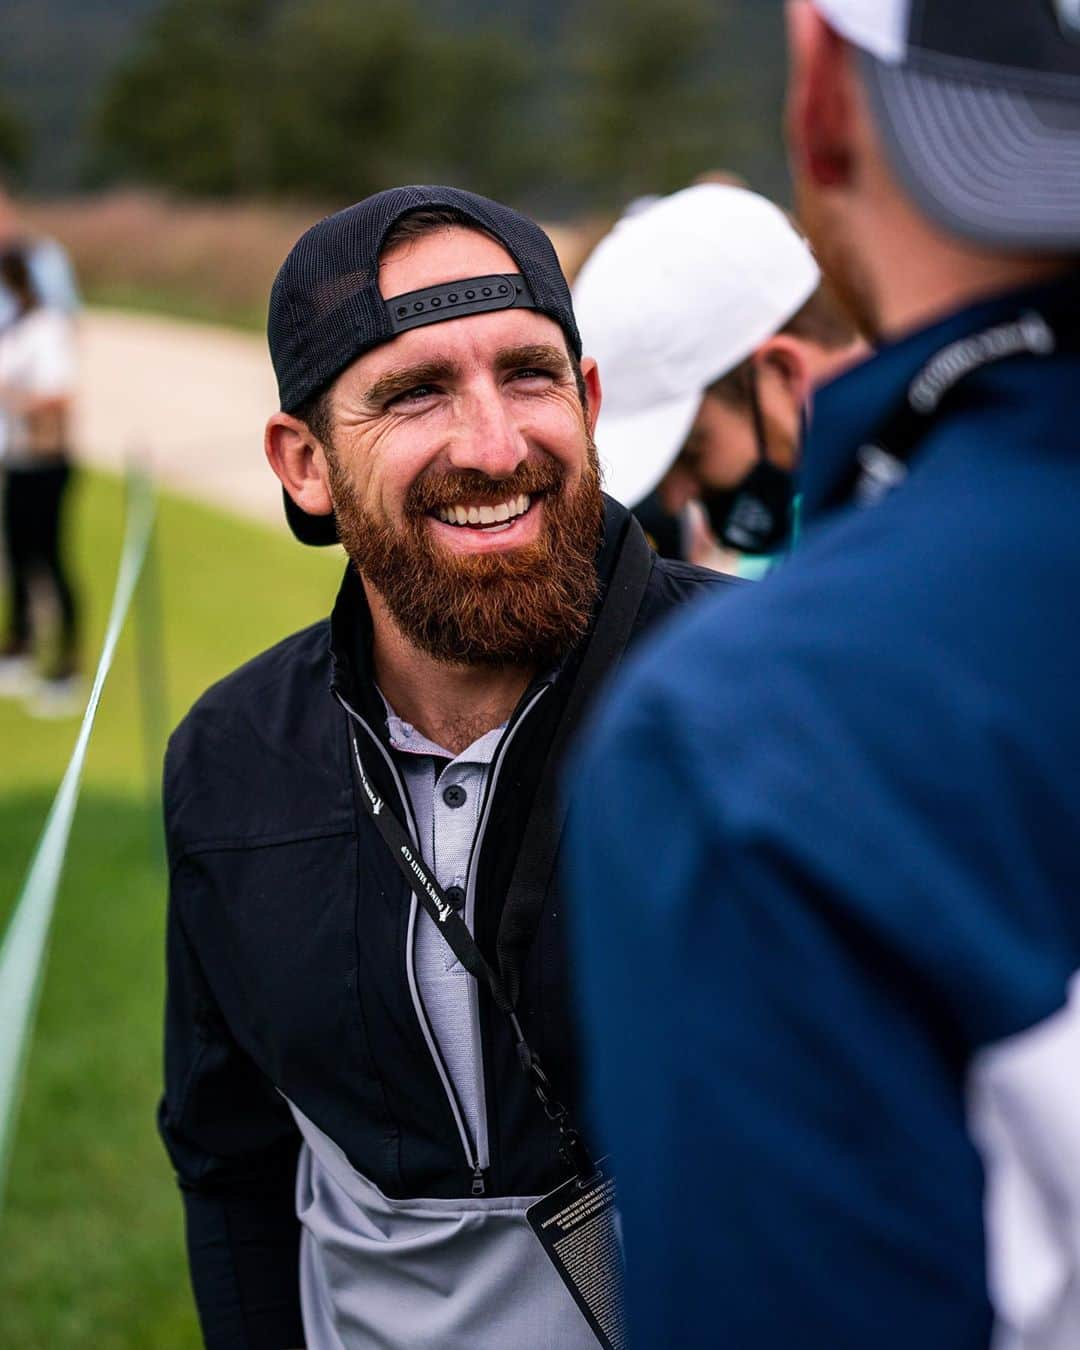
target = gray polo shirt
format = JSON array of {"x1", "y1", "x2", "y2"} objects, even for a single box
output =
[{"x1": 385, "y1": 702, "x2": 505, "y2": 1170}]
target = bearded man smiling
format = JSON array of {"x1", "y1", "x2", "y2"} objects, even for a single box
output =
[{"x1": 158, "y1": 187, "x2": 734, "y2": 1350}]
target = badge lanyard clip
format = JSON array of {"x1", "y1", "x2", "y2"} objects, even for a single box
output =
[{"x1": 511, "y1": 1011, "x2": 595, "y2": 1181}]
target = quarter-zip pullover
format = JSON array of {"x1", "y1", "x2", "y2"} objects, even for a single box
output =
[{"x1": 159, "y1": 498, "x2": 737, "y2": 1348}]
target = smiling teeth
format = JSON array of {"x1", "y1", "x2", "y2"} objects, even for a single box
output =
[{"x1": 436, "y1": 494, "x2": 531, "y2": 527}]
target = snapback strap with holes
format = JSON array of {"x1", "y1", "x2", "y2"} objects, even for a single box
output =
[{"x1": 386, "y1": 273, "x2": 536, "y2": 334}]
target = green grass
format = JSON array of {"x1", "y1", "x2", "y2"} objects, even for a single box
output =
[{"x1": 0, "y1": 470, "x2": 344, "y2": 1347}]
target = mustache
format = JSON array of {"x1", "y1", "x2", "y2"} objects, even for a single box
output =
[{"x1": 405, "y1": 458, "x2": 567, "y2": 515}]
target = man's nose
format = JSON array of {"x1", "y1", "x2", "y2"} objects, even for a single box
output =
[{"x1": 444, "y1": 384, "x2": 528, "y2": 478}]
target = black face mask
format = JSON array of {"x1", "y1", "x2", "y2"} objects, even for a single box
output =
[
  {"x1": 702, "y1": 459, "x2": 794, "y2": 555},
  {"x1": 700, "y1": 367, "x2": 796, "y2": 556}
]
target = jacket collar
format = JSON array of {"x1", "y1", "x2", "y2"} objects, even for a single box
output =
[
  {"x1": 801, "y1": 271, "x2": 1080, "y2": 526},
  {"x1": 327, "y1": 492, "x2": 632, "y2": 728}
]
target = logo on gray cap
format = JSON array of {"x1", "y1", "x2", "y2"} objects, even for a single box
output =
[{"x1": 1053, "y1": 0, "x2": 1080, "y2": 40}]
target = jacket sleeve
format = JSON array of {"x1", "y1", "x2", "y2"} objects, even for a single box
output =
[{"x1": 159, "y1": 862, "x2": 305, "y2": 1350}]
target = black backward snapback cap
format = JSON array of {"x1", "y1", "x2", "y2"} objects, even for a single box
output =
[
  {"x1": 816, "y1": 0, "x2": 1080, "y2": 252},
  {"x1": 268, "y1": 185, "x2": 582, "y2": 545}
]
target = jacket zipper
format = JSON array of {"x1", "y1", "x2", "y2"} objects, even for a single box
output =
[
  {"x1": 337, "y1": 684, "x2": 550, "y2": 1198},
  {"x1": 460, "y1": 686, "x2": 551, "y2": 1188}
]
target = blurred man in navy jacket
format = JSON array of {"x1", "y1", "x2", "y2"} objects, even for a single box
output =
[{"x1": 568, "y1": 3, "x2": 1080, "y2": 1346}]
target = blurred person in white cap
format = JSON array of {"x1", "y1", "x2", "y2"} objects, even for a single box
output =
[
  {"x1": 569, "y1": 2, "x2": 1080, "y2": 1347},
  {"x1": 574, "y1": 182, "x2": 863, "y2": 573}
]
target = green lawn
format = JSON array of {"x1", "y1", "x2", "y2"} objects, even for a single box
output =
[{"x1": 0, "y1": 470, "x2": 344, "y2": 1347}]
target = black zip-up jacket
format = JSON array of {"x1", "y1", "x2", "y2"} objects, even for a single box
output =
[{"x1": 160, "y1": 498, "x2": 735, "y2": 1345}]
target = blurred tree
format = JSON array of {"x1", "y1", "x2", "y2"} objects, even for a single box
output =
[
  {"x1": 91, "y1": 0, "x2": 764, "y2": 212},
  {"x1": 403, "y1": 23, "x2": 544, "y2": 197},
  {"x1": 95, "y1": 0, "x2": 545, "y2": 203},
  {"x1": 0, "y1": 93, "x2": 29, "y2": 174},
  {"x1": 261, "y1": 0, "x2": 428, "y2": 200},
  {"x1": 564, "y1": 0, "x2": 734, "y2": 207},
  {"x1": 96, "y1": 0, "x2": 276, "y2": 195}
]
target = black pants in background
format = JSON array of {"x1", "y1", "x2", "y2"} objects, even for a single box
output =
[{"x1": 2, "y1": 459, "x2": 79, "y2": 673}]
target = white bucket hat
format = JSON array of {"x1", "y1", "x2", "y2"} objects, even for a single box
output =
[
  {"x1": 813, "y1": 0, "x2": 1080, "y2": 252},
  {"x1": 574, "y1": 183, "x2": 819, "y2": 510}
]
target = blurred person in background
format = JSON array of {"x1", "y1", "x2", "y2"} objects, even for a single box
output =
[
  {"x1": 0, "y1": 180, "x2": 80, "y2": 329},
  {"x1": 574, "y1": 182, "x2": 863, "y2": 576},
  {"x1": 0, "y1": 246, "x2": 80, "y2": 714},
  {"x1": 159, "y1": 186, "x2": 732, "y2": 1350},
  {"x1": 569, "y1": 1, "x2": 1080, "y2": 1346}
]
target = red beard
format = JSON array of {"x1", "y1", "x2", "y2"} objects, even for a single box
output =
[{"x1": 327, "y1": 440, "x2": 604, "y2": 668}]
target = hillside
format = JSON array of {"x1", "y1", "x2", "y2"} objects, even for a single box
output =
[{"x1": 1, "y1": 0, "x2": 790, "y2": 206}]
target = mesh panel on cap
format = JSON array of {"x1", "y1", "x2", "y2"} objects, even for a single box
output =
[{"x1": 308, "y1": 268, "x2": 372, "y2": 318}]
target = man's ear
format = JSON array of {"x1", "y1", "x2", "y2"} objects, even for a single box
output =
[
  {"x1": 785, "y1": 2, "x2": 857, "y2": 189},
  {"x1": 580, "y1": 356, "x2": 603, "y2": 436},
  {"x1": 753, "y1": 335, "x2": 813, "y2": 412},
  {"x1": 265, "y1": 412, "x2": 334, "y2": 518}
]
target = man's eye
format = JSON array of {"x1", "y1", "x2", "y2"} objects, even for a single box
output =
[
  {"x1": 511, "y1": 367, "x2": 556, "y2": 384},
  {"x1": 389, "y1": 384, "x2": 439, "y2": 407}
]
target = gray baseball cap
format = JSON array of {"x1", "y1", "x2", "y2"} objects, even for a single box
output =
[{"x1": 814, "y1": 0, "x2": 1080, "y2": 251}]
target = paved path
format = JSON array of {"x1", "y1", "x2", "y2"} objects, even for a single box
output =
[{"x1": 73, "y1": 309, "x2": 286, "y2": 529}]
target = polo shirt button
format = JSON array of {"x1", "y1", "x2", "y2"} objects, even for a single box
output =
[
  {"x1": 443, "y1": 784, "x2": 467, "y2": 808},
  {"x1": 445, "y1": 885, "x2": 466, "y2": 910}
]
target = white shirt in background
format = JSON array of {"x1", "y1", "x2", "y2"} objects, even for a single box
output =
[{"x1": 0, "y1": 308, "x2": 76, "y2": 465}]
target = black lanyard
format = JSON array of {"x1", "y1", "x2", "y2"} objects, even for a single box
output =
[
  {"x1": 349, "y1": 516, "x2": 654, "y2": 1183},
  {"x1": 847, "y1": 304, "x2": 1077, "y2": 508}
]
